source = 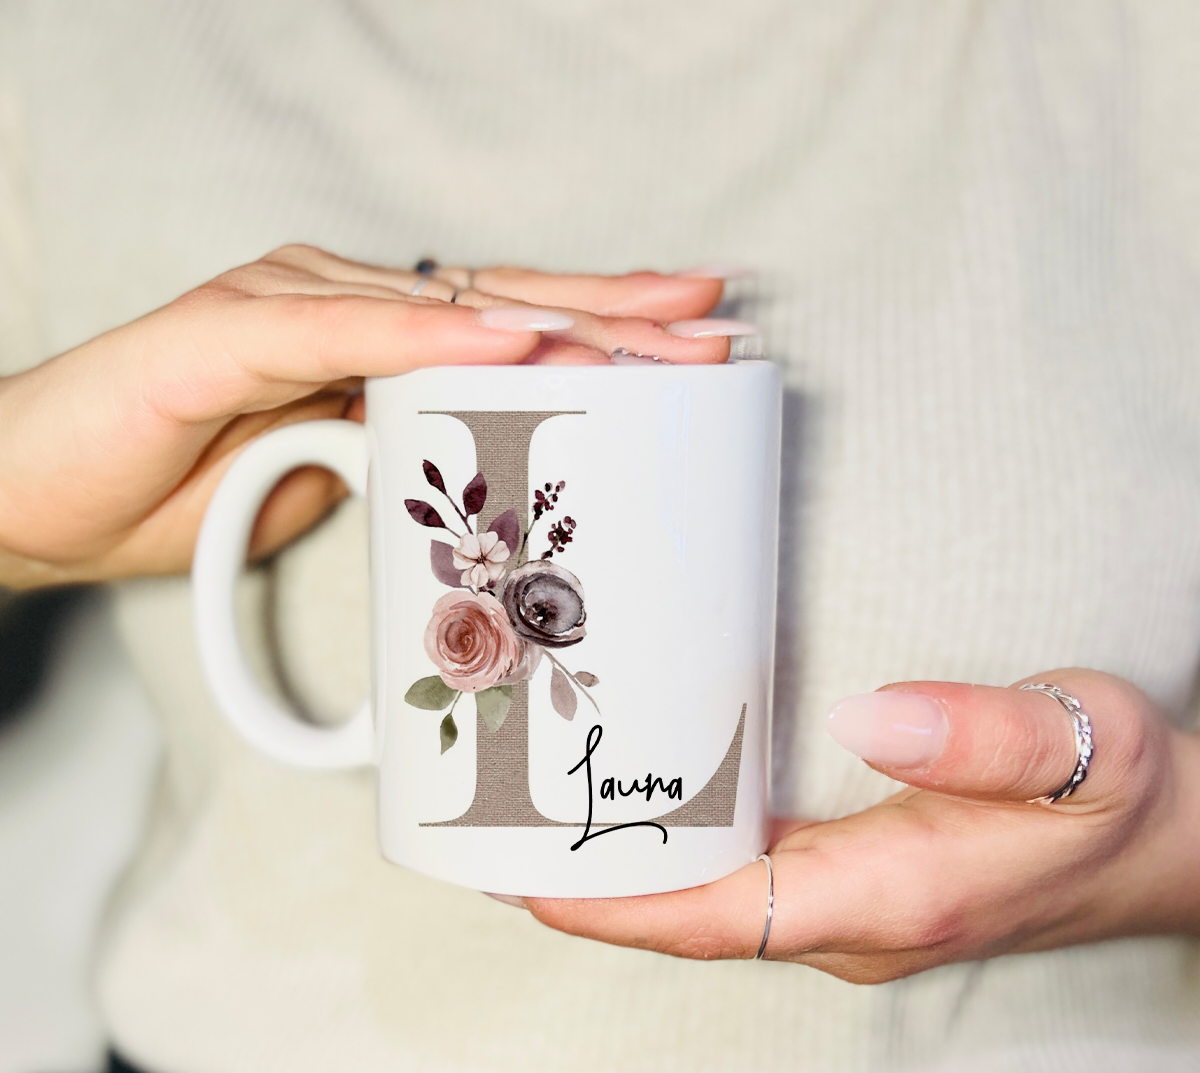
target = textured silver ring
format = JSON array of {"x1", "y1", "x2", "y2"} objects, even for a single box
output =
[
  {"x1": 611, "y1": 347, "x2": 665, "y2": 364},
  {"x1": 754, "y1": 852, "x2": 774, "y2": 959},
  {"x1": 1020, "y1": 682, "x2": 1094, "y2": 804}
]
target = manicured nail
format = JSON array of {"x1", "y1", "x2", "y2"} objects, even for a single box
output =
[
  {"x1": 665, "y1": 318, "x2": 758, "y2": 339},
  {"x1": 484, "y1": 892, "x2": 528, "y2": 909},
  {"x1": 826, "y1": 692, "x2": 947, "y2": 768},
  {"x1": 478, "y1": 307, "x2": 574, "y2": 332},
  {"x1": 673, "y1": 265, "x2": 753, "y2": 280}
]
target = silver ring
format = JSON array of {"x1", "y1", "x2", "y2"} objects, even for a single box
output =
[
  {"x1": 411, "y1": 258, "x2": 438, "y2": 296},
  {"x1": 1020, "y1": 682, "x2": 1094, "y2": 803},
  {"x1": 754, "y1": 852, "x2": 774, "y2": 959},
  {"x1": 611, "y1": 347, "x2": 666, "y2": 364}
]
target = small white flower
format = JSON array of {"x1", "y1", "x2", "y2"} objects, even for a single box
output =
[{"x1": 452, "y1": 530, "x2": 510, "y2": 588}]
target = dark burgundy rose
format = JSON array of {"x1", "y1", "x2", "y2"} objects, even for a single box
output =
[{"x1": 499, "y1": 561, "x2": 586, "y2": 648}]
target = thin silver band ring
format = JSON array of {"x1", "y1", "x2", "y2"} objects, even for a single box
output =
[
  {"x1": 411, "y1": 257, "x2": 438, "y2": 296},
  {"x1": 413, "y1": 262, "x2": 476, "y2": 301},
  {"x1": 1020, "y1": 682, "x2": 1094, "y2": 804},
  {"x1": 754, "y1": 852, "x2": 774, "y2": 959}
]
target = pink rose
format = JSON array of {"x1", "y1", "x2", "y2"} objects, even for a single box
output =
[
  {"x1": 424, "y1": 591, "x2": 537, "y2": 692},
  {"x1": 497, "y1": 637, "x2": 542, "y2": 686}
]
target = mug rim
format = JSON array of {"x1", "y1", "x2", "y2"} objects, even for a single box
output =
[{"x1": 374, "y1": 358, "x2": 778, "y2": 387}]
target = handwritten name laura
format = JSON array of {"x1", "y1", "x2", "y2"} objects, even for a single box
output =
[{"x1": 566, "y1": 724, "x2": 682, "y2": 852}]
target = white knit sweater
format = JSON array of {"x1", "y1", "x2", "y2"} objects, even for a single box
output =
[{"x1": 3, "y1": 3, "x2": 1200, "y2": 1070}]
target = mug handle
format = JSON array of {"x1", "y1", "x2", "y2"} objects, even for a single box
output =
[{"x1": 192, "y1": 419, "x2": 375, "y2": 769}]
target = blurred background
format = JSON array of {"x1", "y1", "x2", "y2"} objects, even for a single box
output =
[{"x1": 0, "y1": 590, "x2": 159, "y2": 1073}]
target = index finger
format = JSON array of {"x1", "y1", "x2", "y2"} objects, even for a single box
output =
[
  {"x1": 139, "y1": 291, "x2": 552, "y2": 424},
  {"x1": 470, "y1": 267, "x2": 727, "y2": 322},
  {"x1": 525, "y1": 792, "x2": 1051, "y2": 968}
]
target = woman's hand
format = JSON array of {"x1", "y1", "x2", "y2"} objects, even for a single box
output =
[
  {"x1": 0, "y1": 245, "x2": 734, "y2": 589},
  {"x1": 527, "y1": 669, "x2": 1200, "y2": 982}
]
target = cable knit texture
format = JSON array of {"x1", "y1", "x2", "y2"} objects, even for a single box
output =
[{"x1": 3, "y1": 2, "x2": 1200, "y2": 1070}]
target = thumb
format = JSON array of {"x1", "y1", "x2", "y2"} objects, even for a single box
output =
[{"x1": 825, "y1": 675, "x2": 1111, "y2": 802}]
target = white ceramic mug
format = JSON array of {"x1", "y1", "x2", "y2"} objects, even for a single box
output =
[{"x1": 193, "y1": 361, "x2": 781, "y2": 897}]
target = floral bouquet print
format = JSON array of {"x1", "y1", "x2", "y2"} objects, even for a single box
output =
[{"x1": 403, "y1": 461, "x2": 600, "y2": 752}]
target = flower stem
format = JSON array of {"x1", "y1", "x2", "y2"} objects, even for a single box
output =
[
  {"x1": 438, "y1": 489, "x2": 473, "y2": 534},
  {"x1": 545, "y1": 652, "x2": 601, "y2": 716}
]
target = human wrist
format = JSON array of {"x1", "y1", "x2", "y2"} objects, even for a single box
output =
[
  {"x1": 1118, "y1": 727, "x2": 1200, "y2": 938},
  {"x1": 0, "y1": 546, "x2": 80, "y2": 591},
  {"x1": 1157, "y1": 730, "x2": 1200, "y2": 934},
  {"x1": 0, "y1": 371, "x2": 84, "y2": 589}
]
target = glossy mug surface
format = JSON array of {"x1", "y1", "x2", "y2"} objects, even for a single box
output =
[{"x1": 193, "y1": 361, "x2": 782, "y2": 897}]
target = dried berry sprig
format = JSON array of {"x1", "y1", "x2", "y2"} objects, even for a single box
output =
[
  {"x1": 541, "y1": 516, "x2": 577, "y2": 559},
  {"x1": 532, "y1": 480, "x2": 565, "y2": 522},
  {"x1": 522, "y1": 479, "x2": 565, "y2": 556}
]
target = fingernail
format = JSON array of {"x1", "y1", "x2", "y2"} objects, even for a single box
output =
[
  {"x1": 478, "y1": 307, "x2": 574, "y2": 332},
  {"x1": 665, "y1": 318, "x2": 758, "y2": 339},
  {"x1": 484, "y1": 892, "x2": 528, "y2": 910},
  {"x1": 826, "y1": 692, "x2": 948, "y2": 768},
  {"x1": 673, "y1": 265, "x2": 754, "y2": 280}
]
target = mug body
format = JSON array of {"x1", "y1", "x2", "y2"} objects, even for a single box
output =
[{"x1": 366, "y1": 362, "x2": 781, "y2": 897}]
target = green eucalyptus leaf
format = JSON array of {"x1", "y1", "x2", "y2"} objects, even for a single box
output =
[
  {"x1": 405, "y1": 676, "x2": 457, "y2": 710},
  {"x1": 475, "y1": 685, "x2": 513, "y2": 732},
  {"x1": 440, "y1": 712, "x2": 459, "y2": 753}
]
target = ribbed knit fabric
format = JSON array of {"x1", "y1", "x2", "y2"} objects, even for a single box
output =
[{"x1": 3, "y1": 2, "x2": 1200, "y2": 1070}]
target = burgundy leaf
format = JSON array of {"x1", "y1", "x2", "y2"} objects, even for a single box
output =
[
  {"x1": 422, "y1": 460, "x2": 447, "y2": 495},
  {"x1": 405, "y1": 499, "x2": 447, "y2": 529},
  {"x1": 575, "y1": 671, "x2": 599, "y2": 687},
  {"x1": 549, "y1": 665, "x2": 577, "y2": 721},
  {"x1": 462, "y1": 472, "x2": 487, "y2": 516},
  {"x1": 430, "y1": 541, "x2": 466, "y2": 587},
  {"x1": 486, "y1": 509, "x2": 520, "y2": 557}
]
